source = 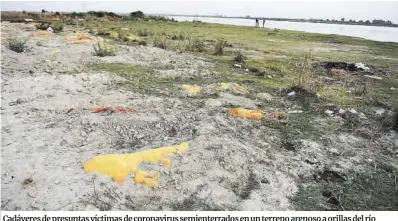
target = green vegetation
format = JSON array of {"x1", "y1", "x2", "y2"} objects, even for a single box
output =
[
  {"x1": 293, "y1": 168, "x2": 398, "y2": 210},
  {"x1": 153, "y1": 34, "x2": 168, "y2": 49},
  {"x1": 171, "y1": 31, "x2": 185, "y2": 40},
  {"x1": 116, "y1": 29, "x2": 129, "y2": 42},
  {"x1": 214, "y1": 39, "x2": 227, "y2": 55},
  {"x1": 185, "y1": 37, "x2": 205, "y2": 52},
  {"x1": 138, "y1": 40, "x2": 147, "y2": 46},
  {"x1": 136, "y1": 28, "x2": 152, "y2": 37},
  {"x1": 51, "y1": 22, "x2": 63, "y2": 33},
  {"x1": 79, "y1": 20, "x2": 397, "y2": 110},
  {"x1": 1, "y1": 9, "x2": 397, "y2": 211},
  {"x1": 76, "y1": 17, "x2": 398, "y2": 211},
  {"x1": 93, "y1": 42, "x2": 117, "y2": 57},
  {"x1": 6, "y1": 37, "x2": 27, "y2": 53}
]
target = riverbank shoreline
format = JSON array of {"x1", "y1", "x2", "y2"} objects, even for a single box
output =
[
  {"x1": 167, "y1": 16, "x2": 398, "y2": 43},
  {"x1": 164, "y1": 14, "x2": 398, "y2": 28}
]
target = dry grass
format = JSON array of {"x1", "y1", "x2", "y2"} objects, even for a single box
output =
[
  {"x1": 186, "y1": 37, "x2": 205, "y2": 52},
  {"x1": 6, "y1": 37, "x2": 27, "y2": 53},
  {"x1": 214, "y1": 38, "x2": 227, "y2": 55},
  {"x1": 137, "y1": 28, "x2": 152, "y2": 37},
  {"x1": 153, "y1": 34, "x2": 168, "y2": 49},
  {"x1": 292, "y1": 51, "x2": 322, "y2": 94},
  {"x1": 93, "y1": 42, "x2": 117, "y2": 57}
]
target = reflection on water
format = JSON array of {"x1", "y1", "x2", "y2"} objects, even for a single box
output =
[{"x1": 169, "y1": 16, "x2": 398, "y2": 43}]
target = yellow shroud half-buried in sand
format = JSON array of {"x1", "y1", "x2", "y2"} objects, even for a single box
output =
[
  {"x1": 228, "y1": 108, "x2": 264, "y2": 120},
  {"x1": 83, "y1": 142, "x2": 189, "y2": 187}
]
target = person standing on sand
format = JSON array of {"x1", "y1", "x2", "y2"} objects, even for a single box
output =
[
  {"x1": 263, "y1": 18, "x2": 265, "y2": 28},
  {"x1": 255, "y1": 18, "x2": 259, "y2": 27}
]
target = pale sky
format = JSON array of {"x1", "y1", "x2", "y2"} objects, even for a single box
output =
[{"x1": 2, "y1": 1, "x2": 398, "y2": 23}]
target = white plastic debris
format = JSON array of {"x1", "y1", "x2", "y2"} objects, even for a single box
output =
[
  {"x1": 359, "y1": 113, "x2": 367, "y2": 119},
  {"x1": 338, "y1": 109, "x2": 346, "y2": 114},
  {"x1": 47, "y1": 27, "x2": 54, "y2": 33},
  {"x1": 234, "y1": 64, "x2": 242, "y2": 68},
  {"x1": 24, "y1": 18, "x2": 34, "y2": 22},
  {"x1": 287, "y1": 91, "x2": 296, "y2": 96},
  {"x1": 391, "y1": 87, "x2": 395, "y2": 91},
  {"x1": 245, "y1": 69, "x2": 249, "y2": 72},
  {"x1": 329, "y1": 148, "x2": 339, "y2": 155},
  {"x1": 288, "y1": 110, "x2": 303, "y2": 114},
  {"x1": 375, "y1": 108, "x2": 385, "y2": 116},
  {"x1": 354, "y1": 62, "x2": 370, "y2": 71},
  {"x1": 325, "y1": 110, "x2": 334, "y2": 116},
  {"x1": 364, "y1": 75, "x2": 382, "y2": 80},
  {"x1": 349, "y1": 109, "x2": 358, "y2": 114}
]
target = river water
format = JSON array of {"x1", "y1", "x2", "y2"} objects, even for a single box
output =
[{"x1": 169, "y1": 16, "x2": 398, "y2": 43}]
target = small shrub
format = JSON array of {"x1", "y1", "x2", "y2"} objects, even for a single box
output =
[
  {"x1": 51, "y1": 22, "x2": 63, "y2": 33},
  {"x1": 137, "y1": 29, "x2": 151, "y2": 37},
  {"x1": 186, "y1": 37, "x2": 205, "y2": 52},
  {"x1": 93, "y1": 42, "x2": 117, "y2": 57},
  {"x1": 153, "y1": 35, "x2": 168, "y2": 49},
  {"x1": 352, "y1": 83, "x2": 368, "y2": 96},
  {"x1": 65, "y1": 21, "x2": 77, "y2": 26},
  {"x1": 97, "y1": 28, "x2": 111, "y2": 36},
  {"x1": 130, "y1": 10, "x2": 145, "y2": 19},
  {"x1": 171, "y1": 31, "x2": 185, "y2": 40},
  {"x1": 6, "y1": 37, "x2": 27, "y2": 53},
  {"x1": 171, "y1": 35, "x2": 179, "y2": 40},
  {"x1": 292, "y1": 51, "x2": 321, "y2": 93},
  {"x1": 214, "y1": 38, "x2": 227, "y2": 55},
  {"x1": 138, "y1": 40, "x2": 147, "y2": 46},
  {"x1": 234, "y1": 51, "x2": 245, "y2": 63},
  {"x1": 117, "y1": 30, "x2": 129, "y2": 42},
  {"x1": 36, "y1": 23, "x2": 50, "y2": 30}
]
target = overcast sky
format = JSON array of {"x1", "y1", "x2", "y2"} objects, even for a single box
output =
[{"x1": 2, "y1": 1, "x2": 398, "y2": 23}]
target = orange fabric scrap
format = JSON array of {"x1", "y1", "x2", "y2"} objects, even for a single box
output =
[
  {"x1": 77, "y1": 36, "x2": 94, "y2": 41},
  {"x1": 114, "y1": 106, "x2": 136, "y2": 113},
  {"x1": 90, "y1": 107, "x2": 113, "y2": 113},
  {"x1": 228, "y1": 108, "x2": 264, "y2": 120},
  {"x1": 65, "y1": 34, "x2": 93, "y2": 41},
  {"x1": 30, "y1": 32, "x2": 50, "y2": 38}
]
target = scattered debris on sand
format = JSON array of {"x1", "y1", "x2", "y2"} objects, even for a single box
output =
[{"x1": 1, "y1": 21, "x2": 397, "y2": 211}]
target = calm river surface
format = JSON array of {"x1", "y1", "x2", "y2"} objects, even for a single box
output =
[{"x1": 169, "y1": 16, "x2": 398, "y2": 43}]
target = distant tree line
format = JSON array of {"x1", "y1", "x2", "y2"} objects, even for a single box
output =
[
  {"x1": 35, "y1": 9, "x2": 176, "y2": 22},
  {"x1": 127, "y1": 10, "x2": 176, "y2": 22},
  {"x1": 291, "y1": 18, "x2": 396, "y2": 27}
]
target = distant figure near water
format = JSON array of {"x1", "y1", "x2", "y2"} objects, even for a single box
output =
[
  {"x1": 255, "y1": 18, "x2": 259, "y2": 27},
  {"x1": 263, "y1": 19, "x2": 265, "y2": 28}
]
